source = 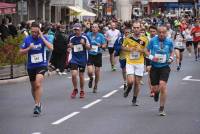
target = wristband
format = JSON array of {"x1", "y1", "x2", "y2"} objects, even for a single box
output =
[
  {"x1": 148, "y1": 55, "x2": 154, "y2": 60},
  {"x1": 169, "y1": 56, "x2": 174, "y2": 61}
]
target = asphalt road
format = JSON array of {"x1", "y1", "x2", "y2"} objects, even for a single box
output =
[{"x1": 0, "y1": 52, "x2": 200, "y2": 134}]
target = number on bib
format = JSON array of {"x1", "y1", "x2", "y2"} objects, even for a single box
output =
[
  {"x1": 155, "y1": 54, "x2": 167, "y2": 63},
  {"x1": 91, "y1": 45, "x2": 98, "y2": 52},
  {"x1": 130, "y1": 52, "x2": 140, "y2": 60},
  {"x1": 74, "y1": 44, "x2": 83, "y2": 52},
  {"x1": 31, "y1": 53, "x2": 43, "y2": 63}
]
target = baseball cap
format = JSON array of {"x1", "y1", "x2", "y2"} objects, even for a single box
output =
[{"x1": 73, "y1": 23, "x2": 82, "y2": 30}]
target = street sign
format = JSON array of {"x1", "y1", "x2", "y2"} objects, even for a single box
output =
[{"x1": 17, "y1": 1, "x2": 27, "y2": 15}]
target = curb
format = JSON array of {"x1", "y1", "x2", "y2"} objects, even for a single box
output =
[{"x1": 0, "y1": 71, "x2": 57, "y2": 85}]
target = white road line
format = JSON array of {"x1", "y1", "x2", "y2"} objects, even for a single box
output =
[
  {"x1": 103, "y1": 90, "x2": 118, "y2": 98},
  {"x1": 182, "y1": 76, "x2": 192, "y2": 80},
  {"x1": 67, "y1": 76, "x2": 72, "y2": 79},
  {"x1": 120, "y1": 85, "x2": 124, "y2": 89},
  {"x1": 82, "y1": 99, "x2": 102, "y2": 109},
  {"x1": 32, "y1": 132, "x2": 41, "y2": 134},
  {"x1": 183, "y1": 76, "x2": 200, "y2": 82},
  {"x1": 52, "y1": 112, "x2": 80, "y2": 125}
]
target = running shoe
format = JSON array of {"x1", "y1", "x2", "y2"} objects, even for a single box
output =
[
  {"x1": 123, "y1": 84, "x2": 127, "y2": 91},
  {"x1": 124, "y1": 86, "x2": 132, "y2": 98},
  {"x1": 177, "y1": 66, "x2": 180, "y2": 71},
  {"x1": 93, "y1": 86, "x2": 97, "y2": 93},
  {"x1": 154, "y1": 91, "x2": 160, "y2": 102},
  {"x1": 112, "y1": 66, "x2": 116, "y2": 71},
  {"x1": 159, "y1": 110, "x2": 166, "y2": 116},
  {"x1": 80, "y1": 90, "x2": 85, "y2": 98},
  {"x1": 88, "y1": 78, "x2": 93, "y2": 88},
  {"x1": 132, "y1": 97, "x2": 139, "y2": 106},
  {"x1": 33, "y1": 105, "x2": 41, "y2": 115},
  {"x1": 140, "y1": 80, "x2": 144, "y2": 85},
  {"x1": 71, "y1": 89, "x2": 78, "y2": 98}
]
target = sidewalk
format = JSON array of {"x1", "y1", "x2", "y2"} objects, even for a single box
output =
[{"x1": 0, "y1": 71, "x2": 57, "y2": 85}]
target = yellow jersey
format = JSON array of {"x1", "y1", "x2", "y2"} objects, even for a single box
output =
[{"x1": 122, "y1": 35, "x2": 148, "y2": 64}]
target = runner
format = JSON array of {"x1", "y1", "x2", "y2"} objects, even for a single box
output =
[
  {"x1": 122, "y1": 21, "x2": 148, "y2": 106},
  {"x1": 86, "y1": 24, "x2": 107, "y2": 93},
  {"x1": 191, "y1": 19, "x2": 200, "y2": 61},
  {"x1": 146, "y1": 25, "x2": 158, "y2": 97},
  {"x1": 185, "y1": 23, "x2": 193, "y2": 56},
  {"x1": 145, "y1": 26, "x2": 174, "y2": 116},
  {"x1": 19, "y1": 22, "x2": 53, "y2": 116},
  {"x1": 105, "y1": 22, "x2": 121, "y2": 71},
  {"x1": 173, "y1": 25, "x2": 186, "y2": 71},
  {"x1": 114, "y1": 27, "x2": 131, "y2": 90},
  {"x1": 68, "y1": 23, "x2": 91, "y2": 98}
]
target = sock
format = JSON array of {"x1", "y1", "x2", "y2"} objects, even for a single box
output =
[{"x1": 159, "y1": 106, "x2": 164, "y2": 111}]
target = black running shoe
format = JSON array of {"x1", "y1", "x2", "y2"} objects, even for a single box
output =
[
  {"x1": 132, "y1": 97, "x2": 139, "y2": 106},
  {"x1": 33, "y1": 105, "x2": 41, "y2": 115},
  {"x1": 88, "y1": 78, "x2": 93, "y2": 88},
  {"x1": 177, "y1": 66, "x2": 180, "y2": 71},
  {"x1": 123, "y1": 84, "x2": 127, "y2": 91},
  {"x1": 154, "y1": 91, "x2": 160, "y2": 102},
  {"x1": 124, "y1": 86, "x2": 132, "y2": 98}
]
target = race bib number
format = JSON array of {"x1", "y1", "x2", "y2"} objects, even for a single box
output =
[
  {"x1": 91, "y1": 45, "x2": 98, "y2": 52},
  {"x1": 31, "y1": 53, "x2": 43, "y2": 63},
  {"x1": 155, "y1": 54, "x2": 167, "y2": 63},
  {"x1": 195, "y1": 32, "x2": 200, "y2": 37},
  {"x1": 130, "y1": 52, "x2": 140, "y2": 60},
  {"x1": 74, "y1": 44, "x2": 83, "y2": 52},
  {"x1": 175, "y1": 42, "x2": 183, "y2": 47}
]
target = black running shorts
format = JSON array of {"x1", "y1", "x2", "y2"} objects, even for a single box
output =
[
  {"x1": 87, "y1": 53, "x2": 102, "y2": 67},
  {"x1": 27, "y1": 66, "x2": 47, "y2": 82},
  {"x1": 108, "y1": 47, "x2": 114, "y2": 55},
  {"x1": 150, "y1": 66, "x2": 171, "y2": 86},
  {"x1": 69, "y1": 63, "x2": 85, "y2": 73}
]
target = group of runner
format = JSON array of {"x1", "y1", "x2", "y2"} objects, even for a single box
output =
[{"x1": 19, "y1": 18, "x2": 200, "y2": 116}]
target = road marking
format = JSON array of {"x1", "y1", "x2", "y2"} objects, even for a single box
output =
[
  {"x1": 52, "y1": 112, "x2": 80, "y2": 125},
  {"x1": 120, "y1": 85, "x2": 124, "y2": 89},
  {"x1": 103, "y1": 90, "x2": 118, "y2": 98},
  {"x1": 82, "y1": 99, "x2": 102, "y2": 109},
  {"x1": 183, "y1": 76, "x2": 200, "y2": 82},
  {"x1": 67, "y1": 76, "x2": 72, "y2": 79},
  {"x1": 32, "y1": 133, "x2": 41, "y2": 134}
]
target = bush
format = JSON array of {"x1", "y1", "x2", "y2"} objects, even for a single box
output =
[{"x1": 0, "y1": 34, "x2": 27, "y2": 66}]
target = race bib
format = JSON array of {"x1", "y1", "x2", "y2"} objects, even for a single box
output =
[
  {"x1": 31, "y1": 53, "x2": 43, "y2": 63},
  {"x1": 155, "y1": 54, "x2": 167, "y2": 63},
  {"x1": 74, "y1": 44, "x2": 83, "y2": 52},
  {"x1": 175, "y1": 42, "x2": 183, "y2": 47},
  {"x1": 91, "y1": 45, "x2": 98, "y2": 53},
  {"x1": 195, "y1": 32, "x2": 200, "y2": 37},
  {"x1": 130, "y1": 52, "x2": 140, "y2": 60}
]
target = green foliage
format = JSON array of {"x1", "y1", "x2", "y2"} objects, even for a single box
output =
[{"x1": 0, "y1": 34, "x2": 27, "y2": 66}]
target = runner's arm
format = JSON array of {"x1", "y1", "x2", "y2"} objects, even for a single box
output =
[{"x1": 39, "y1": 30, "x2": 53, "y2": 50}]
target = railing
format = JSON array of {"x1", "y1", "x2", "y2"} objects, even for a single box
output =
[{"x1": 0, "y1": 64, "x2": 27, "y2": 80}]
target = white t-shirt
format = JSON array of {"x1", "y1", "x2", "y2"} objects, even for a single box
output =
[
  {"x1": 106, "y1": 29, "x2": 121, "y2": 48},
  {"x1": 185, "y1": 28, "x2": 193, "y2": 41}
]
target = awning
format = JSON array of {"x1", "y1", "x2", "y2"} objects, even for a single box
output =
[
  {"x1": 0, "y1": 2, "x2": 16, "y2": 15},
  {"x1": 68, "y1": 6, "x2": 96, "y2": 17}
]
